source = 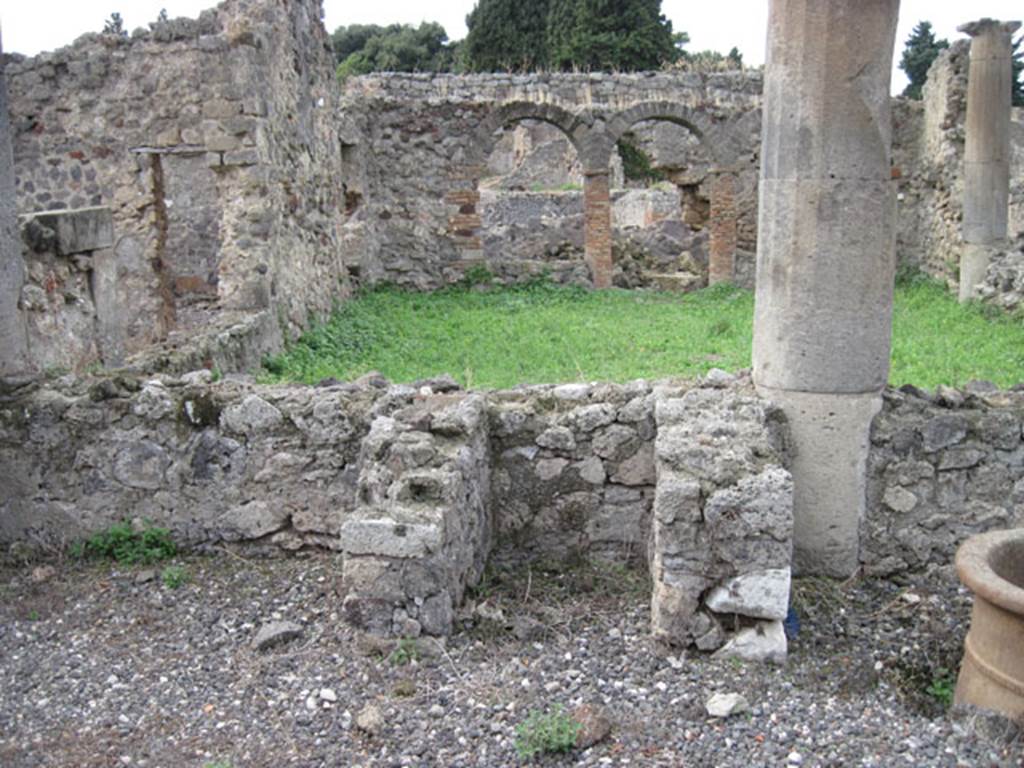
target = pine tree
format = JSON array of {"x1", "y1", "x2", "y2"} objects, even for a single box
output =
[
  {"x1": 464, "y1": 0, "x2": 550, "y2": 72},
  {"x1": 899, "y1": 21, "x2": 948, "y2": 100},
  {"x1": 547, "y1": 0, "x2": 676, "y2": 72}
]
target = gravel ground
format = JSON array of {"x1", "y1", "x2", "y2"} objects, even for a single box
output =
[{"x1": 1, "y1": 552, "x2": 1021, "y2": 768}]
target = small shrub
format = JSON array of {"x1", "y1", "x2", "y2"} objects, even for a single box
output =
[
  {"x1": 616, "y1": 137, "x2": 665, "y2": 183},
  {"x1": 925, "y1": 667, "x2": 956, "y2": 708},
  {"x1": 79, "y1": 521, "x2": 177, "y2": 565},
  {"x1": 388, "y1": 637, "x2": 420, "y2": 666},
  {"x1": 161, "y1": 565, "x2": 188, "y2": 589},
  {"x1": 461, "y1": 264, "x2": 494, "y2": 287},
  {"x1": 514, "y1": 705, "x2": 581, "y2": 760}
]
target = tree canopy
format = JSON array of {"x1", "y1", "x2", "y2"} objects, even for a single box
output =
[
  {"x1": 464, "y1": 0, "x2": 678, "y2": 73},
  {"x1": 899, "y1": 21, "x2": 948, "y2": 100},
  {"x1": 464, "y1": 0, "x2": 549, "y2": 72},
  {"x1": 332, "y1": 23, "x2": 458, "y2": 79}
]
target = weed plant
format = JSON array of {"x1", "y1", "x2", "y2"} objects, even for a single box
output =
[
  {"x1": 161, "y1": 565, "x2": 188, "y2": 589},
  {"x1": 262, "y1": 276, "x2": 1024, "y2": 390},
  {"x1": 73, "y1": 521, "x2": 177, "y2": 565},
  {"x1": 514, "y1": 705, "x2": 581, "y2": 760},
  {"x1": 387, "y1": 637, "x2": 420, "y2": 666}
]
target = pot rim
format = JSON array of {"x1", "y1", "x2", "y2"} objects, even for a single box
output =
[{"x1": 955, "y1": 528, "x2": 1024, "y2": 615}]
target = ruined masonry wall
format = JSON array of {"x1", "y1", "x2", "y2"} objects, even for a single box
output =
[
  {"x1": 896, "y1": 41, "x2": 1024, "y2": 296},
  {"x1": 339, "y1": 72, "x2": 762, "y2": 290},
  {"x1": 3, "y1": 373, "x2": 1020, "y2": 576},
  {"x1": 864, "y1": 384, "x2": 1024, "y2": 575},
  {"x1": 6, "y1": 0, "x2": 350, "y2": 362}
]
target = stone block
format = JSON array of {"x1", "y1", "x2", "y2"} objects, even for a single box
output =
[
  {"x1": 221, "y1": 394, "x2": 284, "y2": 435},
  {"x1": 705, "y1": 567, "x2": 791, "y2": 621},
  {"x1": 218, "y1": 499, "x2": 290, "y2": 540},
  {"x1": 340, "y1": 514, "x2": 443, "y2": 558},
  {"x1": 202, "y1": 98, "x2": 242, "y2": 119},
  {"x1": 24, "y1": 207, "x2": 114, "y2": 255},
  {"x1": 713, "y1": 620, "x2": 787, "y2": 664},
  {"x1": 222, "y1": 149, "x2": 260, "y2": 166}
]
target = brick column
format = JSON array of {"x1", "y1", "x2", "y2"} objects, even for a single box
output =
[
  {"x1": 752, "y1": 0, "x2": 900, "y2": 577},
  {"x1": 583, "y1": 171, "x2": 613, "y2": 288},
  {"x1": 708, "y1": 171, "x2": 738, "y2": 285},
  {"x1": 445, "y1": 164, "x2": 485, "y2": 269},
  {"x1": 958, "y1": 19, "x2": 1021, "y2": 302},
  {"x1": 0, "y1": 32, "x2": 31, "y2": 375}
]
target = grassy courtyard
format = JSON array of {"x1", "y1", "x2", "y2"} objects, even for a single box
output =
[{"x1": 262, "y1": 276, "x2": 1024, "y2": 390}]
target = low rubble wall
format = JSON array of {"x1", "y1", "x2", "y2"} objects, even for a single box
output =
[{"x1": 3, "y1": 371, "x2": 1022, "y2": 646}]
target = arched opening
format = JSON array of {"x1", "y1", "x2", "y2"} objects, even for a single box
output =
[
  {"x1": 608, "y1": 105, "x2": 757, "y2": 289},
  {"x1": 474, "y1": 111, "x2": 596, "y2": 286},
  {"x1": 609, "y1": 117, "x2": 711, "y2": 290}
]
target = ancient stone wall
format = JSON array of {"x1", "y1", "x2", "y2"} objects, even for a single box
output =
[
  {"x1": 476, "y1": 187, "x2": 709, "y2": 288},
  {"x1": 6, "y1": 0, "x2": 350, "y2": 368},
  {"x1": 16, "y1": 207, "x2": 122, "y2": 371},
  {"x1": 864, "y1": 383, "x2": 1024, "y2": 576},
  {"x1": 4, "y1": 370, "x2": 1019, "y2": 601},
  {"x1": 488, "y1": 381, "x2": 657, "y2": 566},
  {"x1": 338, "y1": 71, "x2": 762, "y2": 290},
  {"x1": 895, "y1": 41, "x2": 1024, "y2": 293}
]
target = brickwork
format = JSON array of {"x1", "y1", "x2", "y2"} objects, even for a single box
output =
[
  {"x1": 708, "y1": 171, "x2": 738, "y2": 285},
  {"x1": 583, "y1": 172, "x2": 613, "y2": 288}
]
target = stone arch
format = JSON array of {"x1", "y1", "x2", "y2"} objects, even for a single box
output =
[
  {"x1": 608, "y1": 101, "x2": 709, "y2": 146},
  {"x1": 469, "y1": 101, "x2": 588, "y2": 166},
  {"x1": 608, "y1": 102, "x2": 741, "y2": 287}
]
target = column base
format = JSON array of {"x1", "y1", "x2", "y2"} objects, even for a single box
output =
[
  {"x1": 755, "y1": 386, "x2": 882, "y2": 578},
  {"x1": 959, "y1": 243, "x2": 1000, "y2": 303}
]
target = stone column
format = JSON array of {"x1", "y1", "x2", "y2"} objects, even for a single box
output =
[
  {"x1": 0, "y1": 31, "x2": 31, "y2": 376},
  {"x1": 583, "y1": 170, "x2": 613, "y2": 288},
  {"x1": 708, "y1": 170, "x2": 738, "y2": 285},
  {"x1": 752, "y1": 0, "x2": 900, "y2": 577},
  {"x1": 958, "y1": 19, "x2": 1021, "y2": 302}
]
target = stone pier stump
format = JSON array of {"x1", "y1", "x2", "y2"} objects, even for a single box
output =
[
  {"x1": 958, "y1": 18, "x2": 1021, "y2": 302},
  {"x1": 752, "y1": 0, "x2": 900, "y2": 577}
]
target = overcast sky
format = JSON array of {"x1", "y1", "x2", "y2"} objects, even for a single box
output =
[{"x1": 2, "y1": 1, "x2": 1021, "y2": 93}]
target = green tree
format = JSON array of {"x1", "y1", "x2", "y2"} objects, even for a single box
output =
[
  {"x1": 547, "y1": 0, "x2": 676, "y2": 71},
  {"x1": 332, "y1": 24, "x2": 386, "y2": 62},
  {"x1": 899, "y1": 21, "x2": 948, "y2": 100},
  {"x1": 464, "y1": 0, "x2": 550, "y2": 72},
  {"x1": 333, "y1": 23, "x2": 455, "y2": 79}
]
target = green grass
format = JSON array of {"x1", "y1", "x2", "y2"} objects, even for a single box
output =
[
  {"x1": 262, "y1": 277, "x2": 1024, "y2": 390},
  {"x1": 889, "y1": 276, "x2": 1024, "y2": 388}
]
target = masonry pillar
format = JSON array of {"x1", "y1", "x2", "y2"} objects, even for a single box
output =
[
  {"x1": 583, "y1": 171, "x2": 613, "y2": 288},
  {"x1": 0, "y1": 31, "x2": 31, "y2": 376},
  {"x1": 708, "y1": 170, "x2": 738, "y2": 285},
  {"x1": 958, "y1": 19, "x2": 1021, "y2": 302},
  {"x1": 752, "y1": 0, "x2": 900, "y2": 577}
]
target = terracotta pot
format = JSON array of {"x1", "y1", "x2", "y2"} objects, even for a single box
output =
[{"x1": 954, "y1": 528, "x2": 1024, "y2": 725}]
